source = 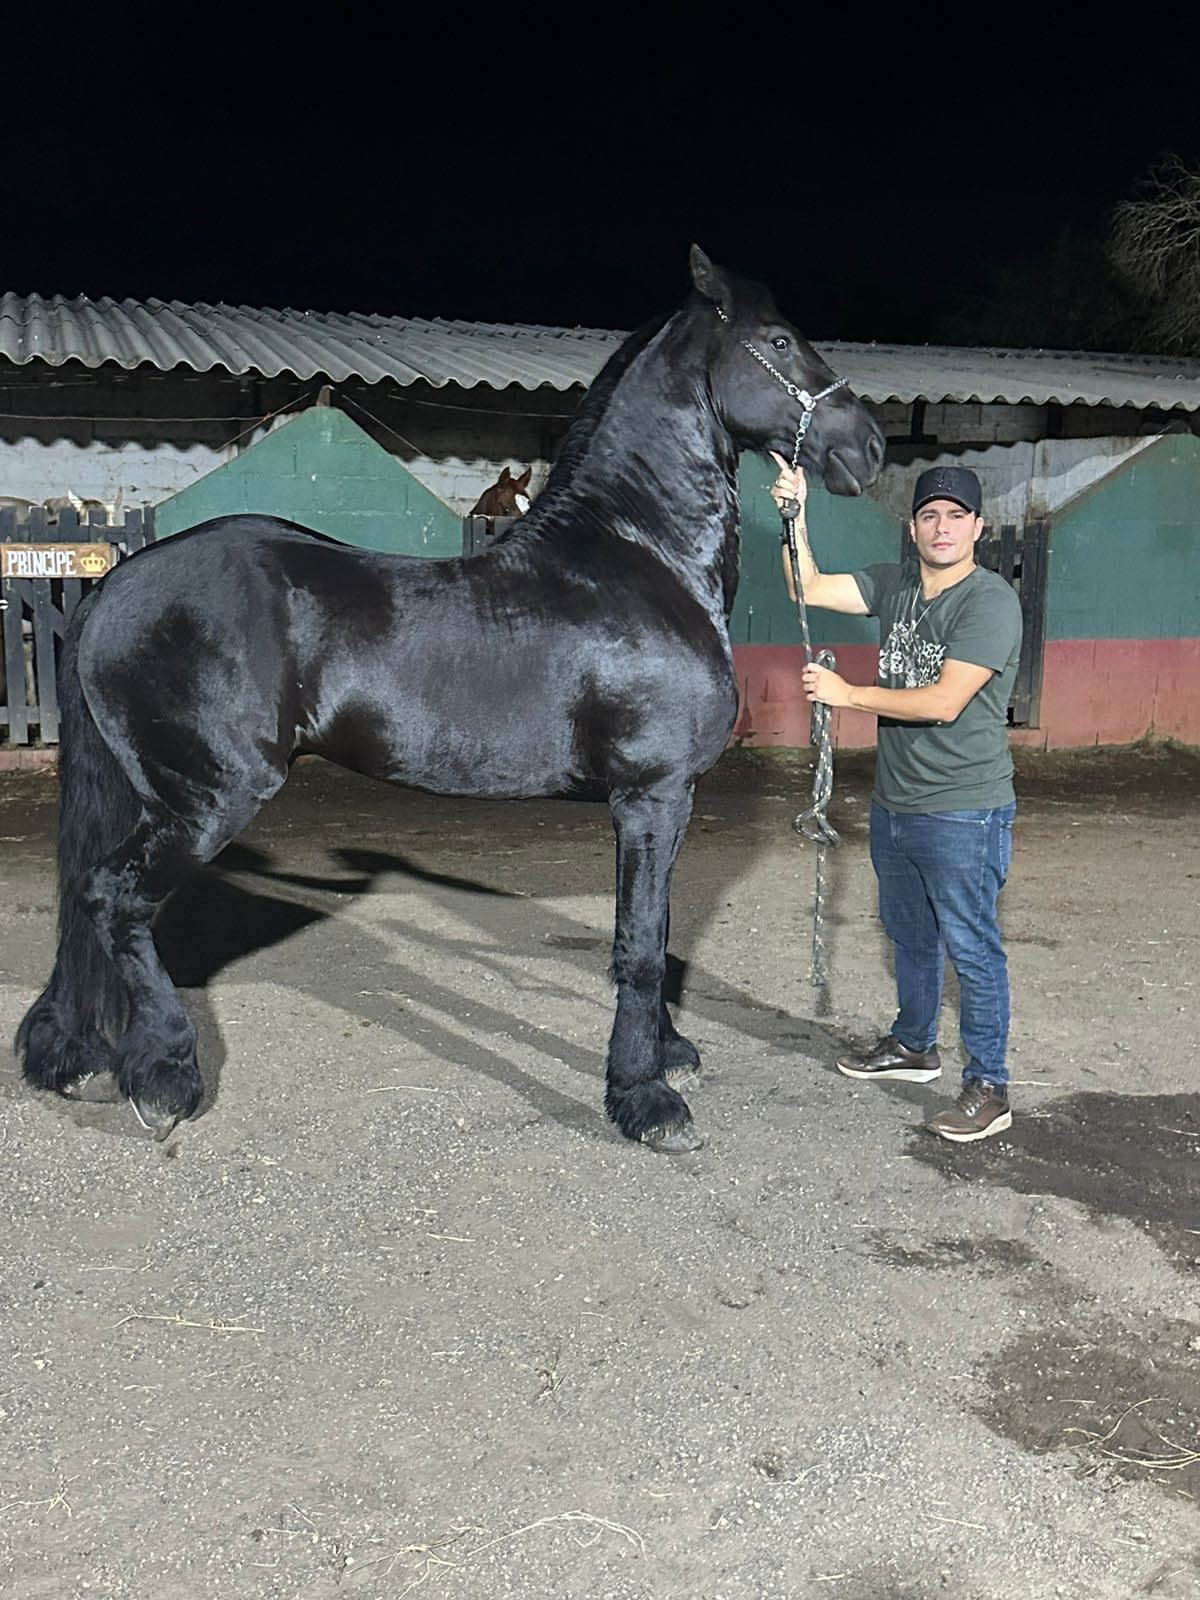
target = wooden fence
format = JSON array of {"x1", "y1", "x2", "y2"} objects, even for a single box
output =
[
  {"x1": 0, "y1": 505, "x2": 155, "y2": 746},
  {"x1": 900, "y1": 520, "x2": 1047, "y2": 727}
]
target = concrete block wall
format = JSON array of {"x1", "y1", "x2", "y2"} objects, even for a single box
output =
[
  {"x1": 873, "y1": 400, "x2": 1048, "y2": 445},
  {"x1": 866, "y1": 436, "x2": 1164, "y2": 527},
  {"x1": 405, "y1": 455, "x2": 553, "y2": 513}
]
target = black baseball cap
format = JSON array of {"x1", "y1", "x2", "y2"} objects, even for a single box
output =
[{"x1": 912, "y1": 465, "x2": 983, "y2": 516}]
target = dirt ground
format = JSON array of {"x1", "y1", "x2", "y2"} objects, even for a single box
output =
[{"x1": 1, "y1": 742, "x2": 1198, "y2": 1600}]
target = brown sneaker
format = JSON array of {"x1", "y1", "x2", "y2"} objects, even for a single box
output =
[
  {"x1": 927, "y1": 1081, "x2": 1012, "y2": 1143},
  {"x1": 836, "y1": 1034, "x2": 941, "y2": 1084}
]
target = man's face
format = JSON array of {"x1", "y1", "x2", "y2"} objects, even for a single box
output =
[{"x1": 909, "y1": 499, "x2": 984, "y2": 568}]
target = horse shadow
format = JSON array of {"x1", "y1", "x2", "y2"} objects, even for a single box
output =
[
  {"x1": 144, "y1": 782, "x2": 852, "y2": 1134},
  {"x1": 150, "y1": 840, "x2": 608, "y2": 1132}
]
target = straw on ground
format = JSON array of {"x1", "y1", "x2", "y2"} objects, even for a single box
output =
[
  {"x1": 112, "y1": 1312, "x2": 265, "y2": 1336},
  {"x1": 0, "y1": 1478, "x2": 77, "y2": 1519},
  {"x1": 348, "y1": 1510, "x2": 646, "y2": 1595},
  {"x1": 1065, "y1": 1398, "x2": 1200, "y2": 1473}
]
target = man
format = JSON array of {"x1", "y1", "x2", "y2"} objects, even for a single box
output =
[{"x1": 770, "y1": 457, "x2": 1022, "y2": 1142}]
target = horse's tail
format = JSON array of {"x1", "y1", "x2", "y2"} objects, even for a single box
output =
[{"x1": 16, "y1": 592, "x2": 140, "y2": 1090}]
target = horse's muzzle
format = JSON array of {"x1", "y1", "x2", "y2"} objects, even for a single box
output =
[{"x1": 824, "y1": 448, "x2": 869, "y2": 497}]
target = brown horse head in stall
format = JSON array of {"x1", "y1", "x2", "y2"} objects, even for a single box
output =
[{"x1": 470, "y1": 465, "x2": 533, "y2": 518}]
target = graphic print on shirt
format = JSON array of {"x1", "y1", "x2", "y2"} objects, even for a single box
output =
[{"x1": 878, "y1": 594, "x2": 947, "y2": 689}]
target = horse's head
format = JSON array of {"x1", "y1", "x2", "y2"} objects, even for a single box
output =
[
  {"x1": 470, "y1": 465, "x2": 534, "y2": 518},
  {"x1": 689, "y1": 245, "x2": 885, "y2": 496}
]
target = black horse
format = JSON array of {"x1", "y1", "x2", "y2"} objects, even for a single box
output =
[{"x1": 17, "y1": 247, "x2": 884, "y2": 1151}]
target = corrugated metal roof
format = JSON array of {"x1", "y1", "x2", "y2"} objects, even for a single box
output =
[
  {"x1": 828, "y1": 342, "x2": 1200, "y2": 412},
  {"x1": 0, "y1": 293, "x2": 623, "y2": 392},
  {"x1": 2, "y1": 291, "x2": 1199, "y2": 410}
]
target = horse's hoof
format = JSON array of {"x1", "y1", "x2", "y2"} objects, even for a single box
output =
[
  {"x1": 129, "y1": 1096, "x2": 180, "y2": 1142},
  {"x1": 642, "y1": 1123, "x2": 706, "y2": 1154},
  {"x1": 64, "y1": 1071, "x2": 122, "y2": 1103}
]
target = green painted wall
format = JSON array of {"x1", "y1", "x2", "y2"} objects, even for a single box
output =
[
  {"x1": 730, "y1": 453, "x2": 898, "y2": 645},
  {"x1": 1047, "y1": 433, "x2": 1200, "y2": 640},
  {"x1": 154, "y1": 405, "x2": 462, "y2": 555}
]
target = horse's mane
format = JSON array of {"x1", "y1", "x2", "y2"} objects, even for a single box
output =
[
  {"x1": 497, "y1": 274, "x2": 776, "y2": 539},
  {"x1": 541, "y1": 310, "x2": 675, "y2": 493},
  {"x1": 483, "y1": 274, "x2": 772, "y2": 553},
  {"x1": 478, "y1": 310, "x2": 680, "y2": 551}
]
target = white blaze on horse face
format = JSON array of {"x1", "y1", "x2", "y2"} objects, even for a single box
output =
[{"x1": 515, "y1": 494, "x2": 531, "y2": 514}]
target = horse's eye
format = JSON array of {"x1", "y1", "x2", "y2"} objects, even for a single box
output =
[{"x1": 771, "y1": 336, "x2": 789, "y2": 353}]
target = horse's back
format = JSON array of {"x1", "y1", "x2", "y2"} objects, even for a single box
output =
[{"x1": 75, "y1": 513, "x2": 738, "y2": 803}]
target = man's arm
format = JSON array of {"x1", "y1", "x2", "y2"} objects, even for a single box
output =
[
  {"x1": 779, "y1": 529, "x2": 871, "y2": 615},
  {"x1": 804, "y1": 658, "x2": 995, "y2": 723},
  {"x1": 770, "y1": 454, "x2": 869, "y2": 616}
]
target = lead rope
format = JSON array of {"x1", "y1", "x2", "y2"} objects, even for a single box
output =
[
  {"x1": 775, "y1": 388, "x2": 842, "y2": 989},
  {"x1": 713, "y1": 304, "x2": 847, "y2": 987},
  {"x1": 781, "y1": 507, "x2": 839, "y2": 987}
]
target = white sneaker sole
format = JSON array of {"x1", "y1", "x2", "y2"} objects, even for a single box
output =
[
  {"x1": 836, "y1": 1061, "x2": 942, "y2": 1083},
  {"x1": 930, "y1": 1109, "x2": 1013, "y2": 1142}
]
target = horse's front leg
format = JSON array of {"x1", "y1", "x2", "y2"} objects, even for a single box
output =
[
  {"x1": 658, "y1": 908, "x2": 701, "y2": 1083},
  {"x1": 606, "y1": 782, "x2": 704, "y2": 1152}
]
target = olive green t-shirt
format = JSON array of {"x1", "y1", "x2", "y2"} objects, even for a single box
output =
[{"x1": 852, "y1": 563, "x2": 1023, "y2": 813}]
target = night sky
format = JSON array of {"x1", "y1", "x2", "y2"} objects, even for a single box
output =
[{"x1": 8, "y1": 15, "x2": 1199, "y2": 344}]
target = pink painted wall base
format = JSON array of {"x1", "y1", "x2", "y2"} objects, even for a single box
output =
[{"x1": 731, "y1": 640, "x2": 1200, "y2": 751}]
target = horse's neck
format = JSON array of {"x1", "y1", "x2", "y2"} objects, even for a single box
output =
[{"x1": 564, "y1": 320, "x2": 741, "y2": 619}]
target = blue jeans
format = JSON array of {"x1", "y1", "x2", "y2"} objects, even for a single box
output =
[{"x1": 869, "y1": 801, "x2": 1015, "y2": 1089}]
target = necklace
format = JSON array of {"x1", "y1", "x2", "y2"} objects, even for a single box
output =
[{"x1": 909, "y1": 585, "x2": 942, "y2": 633}]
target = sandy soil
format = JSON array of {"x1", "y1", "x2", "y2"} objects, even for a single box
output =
[{"x1": 1, "y1": 743, "x2": 1197, "y2": 1599}]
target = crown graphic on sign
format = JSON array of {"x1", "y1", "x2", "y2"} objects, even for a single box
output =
[{"x1": 78, "y1": 549, "x2": 110, "y2": 576}]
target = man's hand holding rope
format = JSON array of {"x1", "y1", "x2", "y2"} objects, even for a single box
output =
[
  {"x1": 770, "y1": 453, "x2": 808, "y2": 604},
  {"x1": 802, "y1": 661, "x2": 854, "y2": 709}
]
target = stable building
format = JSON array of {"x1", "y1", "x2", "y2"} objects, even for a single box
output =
[{"x1": 0, "y1": 291, "x2": 1197, "y2": 751}]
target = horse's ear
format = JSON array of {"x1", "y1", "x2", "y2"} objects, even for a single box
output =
[
  {"x1": 689, "y1": 244, "x2": 731, "y2": 311},
  {"x1": 515, "y1": 466, "x2": 532, "y2": 487},
  {"x1": 498, "y1": 466, "x2": 511, "y2": 483}
]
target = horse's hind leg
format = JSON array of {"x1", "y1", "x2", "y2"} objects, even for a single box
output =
[
  {"x1": 605, "y1": 781, "x2": 703, "y2": 1152},
  {"x1": 79, "y1": 793, "x2": 274, "y2": 1135}
]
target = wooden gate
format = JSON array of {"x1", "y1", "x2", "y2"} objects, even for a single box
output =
[
  {"x1": 0, "y1": 505, "x2": 156, "y2": 746},
  {"x1": 899, "y1": 520, "x2": 1047, "y2": 727}
]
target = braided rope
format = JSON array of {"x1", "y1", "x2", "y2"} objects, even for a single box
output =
[
  {"x1": 708, "y1": 301, "x2": 847, "y2": 988},
  {"x1": 782, "y1": 517, "x2": 840, "y2": 987}
]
